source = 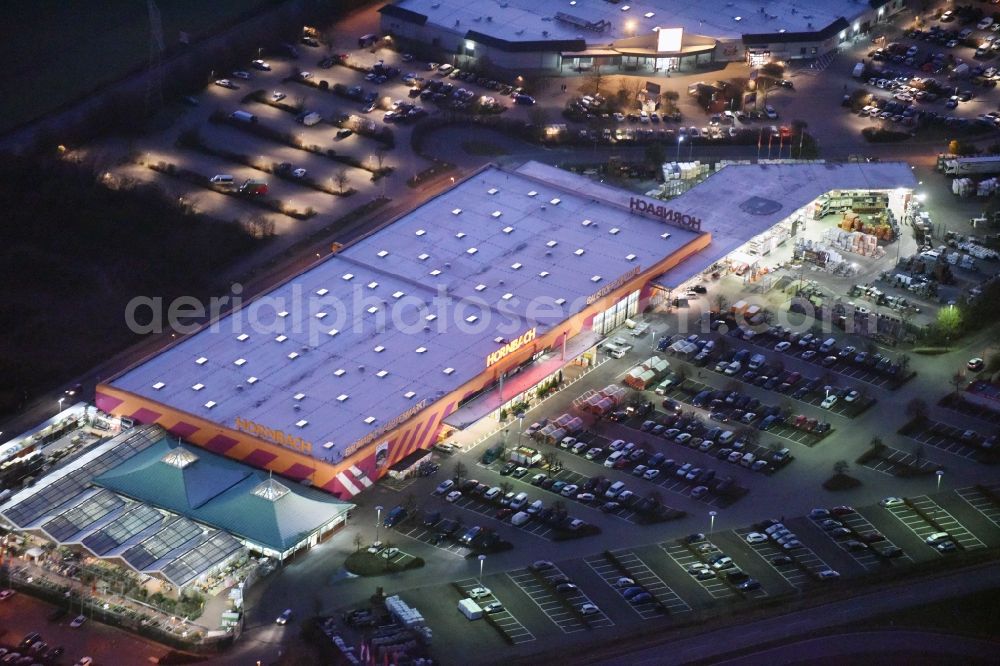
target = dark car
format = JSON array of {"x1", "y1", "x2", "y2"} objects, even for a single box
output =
[
  {"x1": 499, "y1": 462, "x2": 516, "y2": 476},
  {"x1": 422, "y1": 510, "x2": 441, "y2": 527}
]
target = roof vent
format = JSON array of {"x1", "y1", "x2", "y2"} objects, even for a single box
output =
[
  {"x1": 161, "y1": 447, "x2": 199, "y2": 469},
  {"x1": 252, "y1": 477, "x2": 290, "y2": 502}
]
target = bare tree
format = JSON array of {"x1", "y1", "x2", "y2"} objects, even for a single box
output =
[
  {"x1": 713, "y1": 293, "x2": 729, "y2": 314},
  {"x1": 453, "y1": 461, "x2": 467, "y2": 484},
  {"x1": 833, "y1": 460, "x2": 849, "y2": 476},
  {"x1": 333, "y1": 169, "x2": 349, "y2": 194},
  {"x1": 586, "y1": 65, "x2": 605, "y2": 95},
  {"x1": 950, "y1": 371, "x2": 966, "y2": 394},
  {"x1": 905, "y1": 398, "x2": 927, "y2": 421},
  {"x1": 353, "y1": 532, "x2": 364, "y2": 552},
  {"x1": 913, "y1": 442, "x2": 925, "y2": 463},
  {"x1": 542, "y1": 452, "x2": 562, "y2": 475}
]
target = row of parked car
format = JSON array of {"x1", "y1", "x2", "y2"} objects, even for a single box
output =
[
  {"x1": 433, "y1": 478, "x2": 590, "y2": 532},
  {"x1": 0, "y1": 629, "x2": 83, "y2": 666},
  {"x1": 683, "y1": 533, "x2": 761, "y2": 591},
  {"x1": 763, "y1": 325, "x2": 902, "y2": 378},
  {"x1": 562, "y1": 424, "x2": 741, "y2": 500}
]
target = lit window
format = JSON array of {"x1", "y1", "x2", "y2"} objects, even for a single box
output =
[
  {"x1": 502, "y1": 226, "x2": 514, "y2": 234},
  {"x1": 475, "y1": 284, "x2": 486, "y2": 292},
  {"x1": 591, "y1": 275, "x2": 602, "y2": 282},
  {"x1": 288, "y1": 352, "x2": 299, "y2": 360},
  {"x1": 443, "y1": 367, "x2": 455, "y2": 375},
  {"x1": 236, "y1": 333, "x2": 249, "y2": 341},
  {"x1": 502, "y1": 293, "x2": 513, "y2": 300},
  {"x1": 415, "y1": 346, "x2": 427, "y2": 353},
  {"x1": 367, "y1": 281, "x2": 378, "y2": 289},
  {"x1": 342, "y1": 273, "x2": 354, "y2": 281},
  {"x1": 192, "y1": 383, "x2": 204, "y2": 391},
  {"x1": 393, "y1": 290, "x2": 405, "y2": 299},
  {"x1": 465, "y1": 315, "x2": 478, "y2": 323},
  {"x1": 415, "y1": 229, "x2": 426, "y2": 236},
  {"x1": 626, "y1": 253, "x2": 637, "y2": 261},
  {"x1": 247, "y1": 376, "x2": 258, "y2": 384},
  {"x1": 455, "y1": 232, "x2": 466, "y2": 239},
  {"x1": 546, "y1": 240, "x2": 557, "y2": 247},
  {"x1": 294, "y1": 393, "x2": 305, "y2": 400},
  {"x1": 418, "y1": 253, "x2": 429, "y2": 260},
  {"x1": 328, "y1": 328, "x2": 339, "y2": 336},
  {"x1": 467, "y1": 247, "x2": 478, "y2": 255},
  {"x1": 234, "y1": 358, "x2": 247, "y2": 367},
  {"x1": 277, "y1": 311, "x2": 289, "y2": 318},
  {"x1": 452, "y1": 208, "x2": 462, "y2": 215},
  {"x1": 334, "y1": 368, "x2": 345, "y2": 376},
  {"x1": 430, "y1": 269, "x2": 441, "y2": 276},
  {"x1": 376, "y1": 370, "x2": 388, "y2": 377},
  {"x1": 316, "y1": 288, "x2": 328, "y2": 296},
  {"x1": 426, "y1": 314, "x2": 437, "y2": 321},
  {"x1": 404, "y1": 391, "x2": 416, "y2": 399},
  {"x1": 315, "y1": 312, "x2": 327, "y2": 319},
  {"x1": 204, "y1": 401, "x2": 216, "y2": 409},
  {"x1": 337, "y1": 394, "x2": 349, "y2": 401},
  {"x1": 195, "y1": 357, "x2": 208, "y2": 365},
  {"x1": 581, "y1": 219, "x2": 592, "y2": 226},
  {"x1": 296, "y1": 419, "x2": 308, "y2": 428},
  {"x1": 364, "y1": 416, "x2": 376, "y2": 424},
  {"x1": 492, "y1": 210, "x2": 502, "y2": 218},
  {"x1": 377, "y1": 250, "x2": 389, "y2": 258},
  {"x1": 609, "y1": 227, "x2": 620, "y2": 235},
  {"x1": 487, "y1": 187, "x2": 498, "y2": 195},
  {"x1": 661, "y1": 232, "x2": 672, "y2": 239},
  {"x1": 555, "y1": 298, "x2": 566, "y2": 305},
  {"x1": 539, "y1": 271, "x2": 550, "y2": 278},
  {"x1": 152, "y1": 382, "x2": 165, "y2": 390},
  {"x1": 374, "y1": 345, "x2": 385, "y2": 352},
  {"x1": 549, "y1": 198, "x2": 561, "y2": 205},
  {"x1": 367, "y1": 306, "x2": 379, "y2": 314},
  {"x1": 511, "y1": 262, "x2": 522, "y2": 270},
  {"x1": 574, "y1": 248, "x2": 585, "y2": 256},
  {"x1": 275, "y1": 335, "x2": 287, "y2": 343},
  {"x1": 527, "y1": 190, "x2": 537, "y2": 197}
]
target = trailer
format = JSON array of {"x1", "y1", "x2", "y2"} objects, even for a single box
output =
[
  {"x1": 509, "y1": 446, "x2": 542, "y2": 466},
  {"x1": 939, "y1": 154, "x2": 1000, "y2": 176}
]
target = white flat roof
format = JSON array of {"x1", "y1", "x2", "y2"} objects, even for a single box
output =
[
  {"x1": 111, "y1": 163, "x2": 703, "y2": 461},
  {"x1": 392, "y1": 0, "x2": 863, "y2": 43},
  {"x1": 653, "y1": 160, "x2": 918, "y2": 287}
]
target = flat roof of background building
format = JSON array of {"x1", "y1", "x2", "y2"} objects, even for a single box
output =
[
  {"x1": 385, "y1": 0, "x2": 868, "y2": 44},
  {"x1": 110, "y1": 163, "x2": 703, "y2": 462}
]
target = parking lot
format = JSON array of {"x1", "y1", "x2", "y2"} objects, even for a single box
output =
[
  {"x1": 956, "y1": 485, "x2": 1000, "y2": 528},
  {"x1": 506, "y1": 565, "x2": 614, "y2": 633},
  {"x1": 903, "y1": 420, "x2": 989, "y2": 461},
  {"x1": 809, "y1": 512, "x2": 912, "y2": 570},
  {"x1": 860, "y1": 445, "x2": 940, "y2": 476},
  {"x1": 395, "y1": 518, "x2": 473, "y2": 558},
  {"x1": 583, "y1": 550, "x2": 691, "y2": 620},
  {"x1": 732, "y1": 526, "x2": 836, "y2": 589},
  {"x1": 885, "y1": 497, "x2": 986, "y2": 553},
  {"x1": 453, "y1": 578, "x2": 536, "y2": 645}
]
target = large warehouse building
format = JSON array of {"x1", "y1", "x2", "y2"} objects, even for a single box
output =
[
  {"x1": 379, "y1": 0, "x2": 905, "y2": 72},
  {"x1": 96, "y1": 161, "x2": 915, "y2": 498}
]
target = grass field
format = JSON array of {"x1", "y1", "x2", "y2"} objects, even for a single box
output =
[{"x1": 0, "y1": 0, "x2": 277, "y2": 135}]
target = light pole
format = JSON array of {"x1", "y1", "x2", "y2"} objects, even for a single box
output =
[
  {"x1": 57, "y1": 397, "x2": 65, "y2": 413},
  {"x1": 374, "y1": 505, "x2": 384, "y2": 547},
  {"x1": 676, "y1": 135, "x2": 684, "y2": 162},
  {"x1": 478, "y1": 554, "x2": 486, "y2": 587},
  {"x1": 936, "y1": 469, "x2": 944, "y2": 492},
  {"x1": 517, "y1": 412, "x2": 525, "y2": 448},
  {"x1": 709, "y1": 510, "x2": 717, "y2": 533}
]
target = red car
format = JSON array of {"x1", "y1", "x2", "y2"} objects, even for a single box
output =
[
  {"x1": 860, "y1": 531, "x2": 885, "y2": 543},
  {"x1": 831, "y1": 505, "x2": 855, "y2": 516}
]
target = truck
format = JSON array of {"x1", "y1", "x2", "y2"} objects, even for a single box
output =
[
  {"x1": 852, "y1": 62, "x2": 865, "y2": 78},
  {"x1": 239, "y1": 179, "x2": 268, "y2": 196},
  {"x1": 229, "y1": 110, "x2": 258, "y2": 123},
  {"x1": 509, "y1": 446, "x2": 542, "y2": 467},
  {"x1": 938, "y1": 154, "x2": 1000, "y2": 176},
  {"x1": 951, "y1": 62, "x2": 970, "y2": 79},
  {"x1": 458, "y1": 598, "x2": 483, "y2": 620},
  {"x1": 298, "y1": 111, "x2": 322, "y2": 126}
]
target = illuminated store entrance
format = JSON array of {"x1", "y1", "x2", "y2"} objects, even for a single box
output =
[{"x1": 592, "y1": 290, "x2": 639, "y2": 335}]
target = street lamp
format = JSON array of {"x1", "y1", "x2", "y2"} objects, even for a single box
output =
[
  {"x1": 374, "y1": 505, "x2": 384, "y2": 547},
  {"x1": 517, "y1": 412, "x2": 525, "y2": 448},
  {"x1": 676, "y1": 135, "x2": 684, "y2": 161},
  {"x1": 936, "y1": 469, "x2": 944, "y2": 492},
  {"x1": 709, "y1": 510, "x2": 717, "y2": 533},
  {"x1": 478, "y1": 554, "x2": 486, "y2": 586},
  {"x1": 57, "y1": 397, "x2": 65, "y2": 413}
]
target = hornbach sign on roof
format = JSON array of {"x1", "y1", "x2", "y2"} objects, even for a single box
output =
[
  {"x1": 486, "y1": 328, "x2": 537, "y2": 368},
  {"x1": 235, "y1": 417, "x2": 313, "y2": 454},
  {"x1": 587, "y1": 266, "x2": 641, "y2": 305},
  {"x1": 629, "y1": 197, "x2": 702, "y2": 231}
]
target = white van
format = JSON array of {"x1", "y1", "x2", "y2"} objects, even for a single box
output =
[
  {"x1": 210, "y1": 174, "x2": 235, "y2": 185},
  {"x1": 510, "y1": 492, "x2": 528, "y2": 510},
  {"x1": 740, "y1": 452, "x2": 756, "y2": 467},
  {"x1": 437, "y1": 64, "x2": 454, "y2": 75},
  {"x1": 510, "y1": 511, "x2": 532, "y2": 527},
  {"x1": 604, "y1": 451, "x2": 625, "y2": 468},
  {"x1": 605, "y1": 480, "x2": 626, "y2": 498}
]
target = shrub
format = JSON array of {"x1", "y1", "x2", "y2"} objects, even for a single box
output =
[{"x1": 862, "y1": 127, "x2": 910, "y2": 143}]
